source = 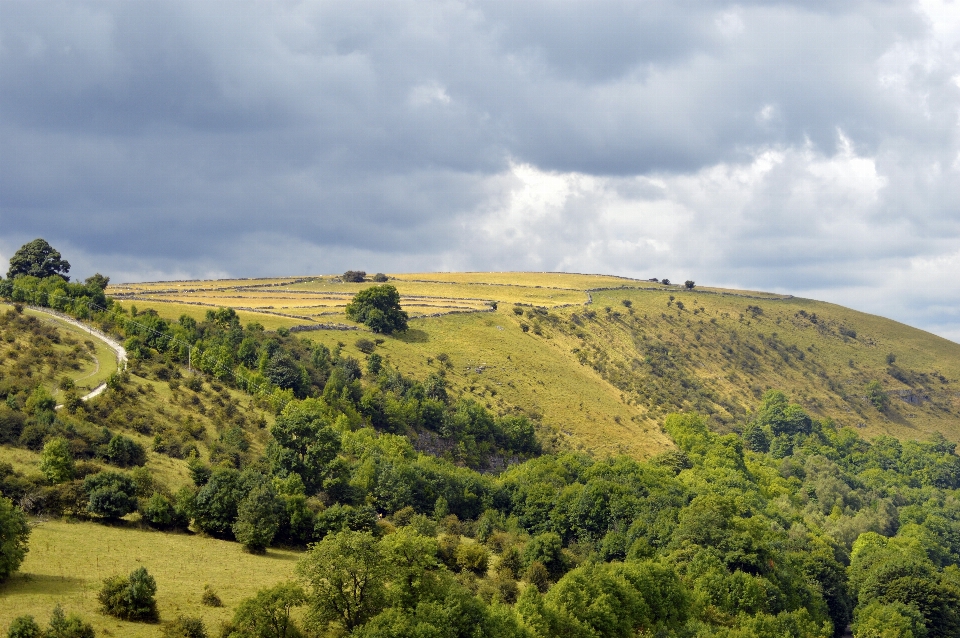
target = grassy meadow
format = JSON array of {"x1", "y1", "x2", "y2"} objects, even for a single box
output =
[{"x1": 0, "y1": 520, "x2": 299, "y2": 636}]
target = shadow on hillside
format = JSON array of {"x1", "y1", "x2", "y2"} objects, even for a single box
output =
[
  {"x1": 258, "y1": 550, "x2": 300, "y2": 562},
  {"x1": 0, "y1": 572, "x2": 86, "y2": 596},
  {"x1": 394, "y1": 329, "x2": 428, "y2": 343}
]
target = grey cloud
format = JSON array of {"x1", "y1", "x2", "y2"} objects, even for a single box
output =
[{"x1": 2, "y1": 0, "x2": 960, "y2": 338}]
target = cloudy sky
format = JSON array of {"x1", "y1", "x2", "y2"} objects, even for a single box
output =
[{"x1": 3, "y1": 1, "x2": 960, "y2": 339}]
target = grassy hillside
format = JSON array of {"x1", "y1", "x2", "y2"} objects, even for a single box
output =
[
  {"x1": 0, "y1": 519, "x2": 297, "y2": 636},
  {"x1": 106, "y1": 273, "x2": 960, "y2": 457}
]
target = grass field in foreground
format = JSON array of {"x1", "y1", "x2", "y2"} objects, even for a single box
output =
[{"x1": 0, "y1": 520, "x2": 299, "y2": 636}]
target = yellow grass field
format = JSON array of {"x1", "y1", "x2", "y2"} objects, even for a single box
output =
[{"x1": 0, "y1": 520, "x2": 299, "y2": 637}]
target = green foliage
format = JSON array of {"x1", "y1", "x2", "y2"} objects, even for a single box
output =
[
  {"x1": 84, "y1": 471, "x2": 138, "y2": 520},
  {"x1": 345, "y1": 285, "x2": 409, "y2": 334},
  {"x1": 267, "y1": 398, "x2": 341, "y2": 495},
  {"x1": 38, "y1": 436, "x2": 75, "y2": 483},
  {"x1": 44, "y1": 605, "x2": 94, "y2": 638},
  {"x1": 106, "y1": 434, "x2": 147, "y2": 467},
  {"x1": 97, "y1": 566, "x2": 159, "y2": 622},
  {"x1": 6, "y1": 615, "x2": 41, "y2": 638},
  {"x1": 343, "y1": 271, "x2": 367, "y2": 283},
  {"x1": 160, "y1": 616, "x2": 207, "y2": 638},
  {"x1": 0, "y1": 497, "x2": 30, "y2": 582},
  {"x1": 233, "y1": 484, "x2": 285, "y2": 553},
  {"x1": 7, "y1": 239, "x2": 71, "y2": 281},
  {"x1": 297, "y1": 530, "x2": 387, "y2": 631},
  {"x1": 866, "y1": 380, "x2": 889, "y2": 412},
  {"x1": 222, "y1": 582, "x2": 306, "y2": 638}
]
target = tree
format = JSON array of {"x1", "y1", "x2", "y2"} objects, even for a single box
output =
[
  {"x1": 0, "y1": 496, "x2": 30, "y2": 582},
  {"x1": 684, "y1": 280, "x2": 695, "y2": 289},
  {"x1": 45, "y1": 605, "x2": 95, "y2": 638},
  {"x1": 233, "y1": 484, "x2": 285, "y2": 553},
  {"x1": 267, "y1": 399, "x2": 341, "y2": 494},
  {"x1": 39, "y1": 437, "x2": 75, "y2": 484},
  {"x1": 84, "y1": 471, "x2": 138, "y2": 520},
  {"x1": 342, "y1": 271, "x2": 367, "y2": 283},
  {"x1": 7, "y1": 239, "x2": 71, "y2": 280},
  {"x1": 83, "y1": 273, "x2": 110, "y2": 291},
  {"x1": 98, "y1": 566, "x2": 159, "y2": 622},
  {"x1": 345, "y1": 285, "x2": 408, "y2": 334},
  {"x1": 296, "y1": 530, "x2": 388, "y2": 632},
  {"x1": 223, "y1": 582, "x2": 306, "y2": 638}
]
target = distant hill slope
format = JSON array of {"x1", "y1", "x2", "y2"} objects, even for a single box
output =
[{"x1": 108, "y1": 273, "x2": 960, "y2": 457}]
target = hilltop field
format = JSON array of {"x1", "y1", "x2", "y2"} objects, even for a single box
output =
[{"x1": 110, "y1": 272, "x2": 960, "y2": 458}]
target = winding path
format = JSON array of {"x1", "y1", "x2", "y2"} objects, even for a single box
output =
[{"x1": 27, "y1": 306, "x2": 127, "y2": 404}]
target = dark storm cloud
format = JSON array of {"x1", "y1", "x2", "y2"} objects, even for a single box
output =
[{"x1": 2, "y1": 0, "x2": 960, "y2": 337}]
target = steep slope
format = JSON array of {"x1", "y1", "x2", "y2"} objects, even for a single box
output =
[{"x1": 106, "y1": 274, "x2": 960, "y2": 458}]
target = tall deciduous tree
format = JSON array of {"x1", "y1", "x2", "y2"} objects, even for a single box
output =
[
  {"x1": 7, "y1": 239, "x2": 71, "y2": 280},
  {"x1": 297, "y1": 530, "x2": 387, "y2": 631}
]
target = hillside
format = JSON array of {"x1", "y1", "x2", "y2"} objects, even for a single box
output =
[
  {"x1": 6, "y1": 272, "x2": 960, "y2": 637},
  {"x1": 108, "y1": 273, "x2": 960, "y2": 457}
]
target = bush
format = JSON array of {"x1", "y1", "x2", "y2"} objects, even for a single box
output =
[
  {"x1": 142, "y1": 492, "x2": 189, "y2": 530},
  {"x1": 455, "y1": 542, "x2": 489, "y2": 575},
  {"x1": 45, "y1": 605, "x2": 94, "y2": 638},
  {"x1": 342, "y1": 271, "x2": 367, "y2": 283},
  {"x1": 684, "y1": 280, "x2": 695, "y2": 289},
  {"x1": 98, "y1": 566, "x2": 159, "y2": 622},
  {"x1": 371, "y1": 273, "x2": 388, "y2": 282},
  {"x1": 0, "y1": 496, "x2": 30, "y2": 582},
  {"x1": 6, "y1": 615, "x2": 41, "y2": 638},
  {"x1": 106, "y1": 434, "x2": 147, "y2": 467},
  {"x1": 160, "y1": 616, "x2": 207, "y2": 638},
  {"x1": 201, "y1": 584, "x2": 223, "y2": 607},
  {"x1": 84, "y1": 471, "x2": 138, "y2": 520},
  {"x1": 355, "y1": 338, "x2": 376, "y2": 354}
]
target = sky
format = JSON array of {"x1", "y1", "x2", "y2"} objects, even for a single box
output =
[{"x1": 3, "y1": 1, "x2": 960, "y2": 340}]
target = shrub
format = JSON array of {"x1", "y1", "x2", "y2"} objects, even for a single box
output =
[
  {"x1": 98, "y1": 566, "x2": 159, "y2": 622},
  {"x1": 684, "y1": 280, "x2": 695, "y2": 289},
  {"x1": 6, "y1": 615, "x2": 41, "y2": 638},
  {"x1": 371, "y1": 273, "x2": 388, "y2": 282},
  {"x1": 355, "y1": 338, "x2": 376, "y2": 354},
  {"x1": 142, "y1": 492, "x2": 189, "y2": 530},
  {"x1": 201, "y1": 584, "x2": 223, "y2": 607},
  {"x1": 106, "y1": 434, "x2": 147, "y2": 467},
  {"x1": 84, "y1": 471, "x2": 138, "y2": 520},
  {"x1": 0, "y1": 496, "x2": 30, "y2": 582},
  {"x1": 160, "y1": 616, "x2": 207, "y2": 638},
  {"x1": 44, "y1": 605, "x2": 94, "y2": 638}
]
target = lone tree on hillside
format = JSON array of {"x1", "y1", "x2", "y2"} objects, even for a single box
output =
[
  {"x1": 7, "y1": 238, "x2": 71, "y2": 280},
  {"x1": 684, "y1": 280, "x2": 695, "y2": 289},
  {"x1": 345, "y1": 284, "x2": 408, "y2": 334}
]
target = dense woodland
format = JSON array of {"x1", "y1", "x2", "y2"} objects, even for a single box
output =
[{"x1": 3, "y1": 251, "x2": 960, "y2": 637}]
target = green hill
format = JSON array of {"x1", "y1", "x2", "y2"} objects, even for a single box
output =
[{"x1": 108, "y1": 273, "x2": 960, "y2": 458}]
